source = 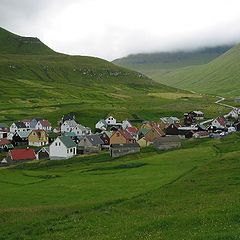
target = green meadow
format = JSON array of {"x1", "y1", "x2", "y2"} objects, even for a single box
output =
[{"x1": 0, "y1": 134, "x2": 240, "y2": 239}]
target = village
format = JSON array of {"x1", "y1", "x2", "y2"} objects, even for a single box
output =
[{"x1": 0, "y1": 107, "x2": 240, "y2": 166}]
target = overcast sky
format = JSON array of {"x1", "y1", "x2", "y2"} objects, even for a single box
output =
[{"x1": 1, "y1": 0, "x2": 240, "y2": 60}]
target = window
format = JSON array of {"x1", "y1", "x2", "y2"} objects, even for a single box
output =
[
  {"x1": 70, "y1": 148, "x2": 72, "y2": 153},
  {"x1": 59, "y1": 142, "x2": 61, "y2": 146},
  {"x1": 67, "y1": 149, "x2": 69, "y2": 154},
  {"x1": 55, "y1": 142, "x2": 58, "y2": 146}
]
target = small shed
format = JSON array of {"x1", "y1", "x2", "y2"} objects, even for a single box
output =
[
  {"x1": 110, "y1": 143, "x2": 140, "y2": 158},
  {"x1": 36, "y1": 147, "x2": 50, "y2": 160}
]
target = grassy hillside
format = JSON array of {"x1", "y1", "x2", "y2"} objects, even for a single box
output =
[
  {"x1": 1, "y1": 134, "x2": 240, "y2": 239},
  {"x1": 113, "y1": 46, "x2": 232, "y2": 75},
  {"x1": 0, "y1": 27, "x2": 224, "y2": 127},
  {"x1": 150, "y1": 44, "x2": 240, "y2": 97},
  {"x1": 0, "y1": 27, "x2": 55, "y2": 55}
]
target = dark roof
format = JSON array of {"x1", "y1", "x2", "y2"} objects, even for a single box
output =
[
  {"x1": 59, "y1": 136, "x2": 76, "y2": 148},
  {"x1": 15, "y1": 121, "x2": 26, "y2": 128},
  {"x1": 110, "y1": 143, "x2": 140, "y2": 148},
  {"x1": 62, "y1": 113, "x2": 75, "y2": 122},
  {"x1": 85, "y1": 135, "x2": 104, "y2": 145}
]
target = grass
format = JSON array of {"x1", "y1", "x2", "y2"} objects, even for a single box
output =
[{"x1": 0, "y1": 134, "x2": 240, "y2": 239}]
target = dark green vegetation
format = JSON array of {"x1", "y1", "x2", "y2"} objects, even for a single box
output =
[
  {"x1": 113, "y1": 45, "x2": 240, "y2": 98},
  {"x1": 1, "y1": 134, "x2": 240, "y2": 239},
  {"x1": 0, "y1": 27, "x2": 224, "y2": 127}
]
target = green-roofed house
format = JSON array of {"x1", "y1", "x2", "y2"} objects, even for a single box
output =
[{"x1": 49, "y1": 136, "x2": 77, "y2": 160}]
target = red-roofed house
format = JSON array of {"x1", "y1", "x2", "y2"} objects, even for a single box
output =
[
  {"x1": 126, "y1": 127, "x2": 139, "y2": 139},
  {"x1": 8, "y1": 148, "x2": 36, "y2": 162},
  {"x1": 35, "y1": 119, "x2": 52, "y2": 131},
  {"x1": 211, "y1": 117, "x2": 226, "y2": 129},
  {"x1": 110, "y1": 129, "x2": 136, "y2": 145}
]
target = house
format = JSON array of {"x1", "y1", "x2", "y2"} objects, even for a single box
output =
[
  {"x1": 12, "y1": 130, "x2": 32, "y2": 146},
  {"x1": 8, "y1": 148, "x2": 36, "y2": 162},
  {"x1": 0, "y1": 131, "x2": 8, "y2": 139},
  {"x1": 178, "y1": 126, "x2": 198, "y2": 138},
  {"x1": 160, "y1": 117, "x2": 180, "y2": 126},
  {"x1": 110, "y1": 143, "x2": 140, "y2": 158},
  {"x1": 0, "y1": 139, "x2": 13, "y2": 152},
  {"x1": 71, "y1": 124, "x2": 91, "y2": 136},
  {"x1": 211, "y1": 117, "x2": 226, "y2": 130},
  {"x1": 141, "y1": 121, "x2": 158, "y2": 129},
  {"x1": 61, "y1": 113, "x2": 76, "y2": 124},
  {"x1": 78, "y1": 135, "x2": 104, "y2": 154},
  {"x1": 0, "y1": 123, "x2": 9, "y2": 132},
  {"x1": 34, "y1": 119, "x2": 52, "y2": 131},
  {"x1": 193, "y1": 131, "x2": 209, "y2": 139},
  {"x1": 137, "y1": 137, "x2": 151, "y2": 148},
  {"x1": 137, "y1": 128, "x2": 150, "y2": 139},
  {"x1": 10, "y1": 121, "x2": 28, "y2": 133},
  {"x1": 36, "y1": 146, "x2": 50, "y2": 160},
  {"x1": 224, "y1": 108, "x2": 239, "y2": 120},
  {"x1": 234, "y1": 122, "x2": 240, "y2": 131},
  {"x1": 95, "y1": 119, "x2": 108, "y2": 131},
  {"x1": 125, "y1": 127, "x2": 139, "y2": 139},
  {"x1": 49, "y1": 136, "x2": 77, "y2": 160},
  {"x1": 153, "y1": 136, "x2": 181, "y2": 151},
  {"x1": 22, "y1": 119, "x2": 31, "y2": 128},
  {"x1": 61, "y1": 120, "x2": 78, "y2": 133},
  {"x1": 165, "y1": 124, "x2": 180, "y2": 136},
  {"x1": 144, "y1": 126, "x2": 165, "y2": 142},
  {"x1": 105, "y1": 116, "x2": 117, "y2": 125},
  {"x1": 28, "y1": 130, "x2": 49, "y2": 147},
  {"x1": 110, "y1": 129, "x2": 136, "y2": 145},
  {"x1": 122, "y1": 120, "x2": 132, "y2": 129},
  {"x1": 100, "y1": 131, "x2": 112, "y2": 147},
  {"x1": 189, "y1": 111, "x2": 204, "y2": 120},
  {"x1": 62, "y1": 132, "x2": 79, "y2": 143}
]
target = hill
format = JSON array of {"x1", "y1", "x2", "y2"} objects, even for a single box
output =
[
  {"x1": 1, "y1": 134, "x2": 240, "y2": 239},
  {"x1": 154, "y1": 44, "x2": 240, "y2": 97},
  {"x1": 0, "y1": 27, "x2": 55, "y2": 55},
  {"x1": 0, "y1": 27, "x2": 221, "y2": 127},
  {"x1": 113, "y1": 45, "x2": 233, "y2": 74}
]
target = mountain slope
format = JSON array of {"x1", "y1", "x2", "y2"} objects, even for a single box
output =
[
  {"x1": 113, "y1": 46, "x2": 233, "y2": 73},
  {"x1": 155, "y1": 44, "x2": 240, "y2": 96},
  {"x1": 0, "y1": 27, "x2": 212, "y2": 127},
  {"x1": 0, "y1": 27, "x2": 55, "y2": 55}
]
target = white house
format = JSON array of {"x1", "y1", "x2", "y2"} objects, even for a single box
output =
[
  {"x1": 122, "y1": 120, "x2": 132, "y2": 130},
  {"x1": 105, "y1": 116, "x2": 117, "y2": 125},
  {"x1": 95, "y1": 119, "x2": 107, "y2": 131},
  {"x1": 49, "y1": 136, "x2": 77, "y2": 160},
  {"x1": 34, "y1": 119, "x2": 52, "y2": 131},
  {"x1": 211, "y1": 117, "x2": 226, "y2": 129},
  {"x1": 10, "y1": 122, "x2": 28, "y2": 133},
  {"x1": 61, "y1": 120, "x2": 78, "y2": 133},
  {"x1": 71, "y1": 124, "x2": 91, "y2": 136}
]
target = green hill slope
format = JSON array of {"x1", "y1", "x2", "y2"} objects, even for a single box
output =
[
  {"x1": 0, "y1": 27, "x2": 218, "y2": 127},
  {"x1": 0, "y1": 27, "x2": 55, "y2": 55},
  {"x1": 1, "y1": 134, "x2": 240, "y2": 239},
  {"x1": 113, "y1": 46, "x2": 232, "y2": 74},
  {"x1": 155, "y1": 44, "x2": 240, "y2": 96}
]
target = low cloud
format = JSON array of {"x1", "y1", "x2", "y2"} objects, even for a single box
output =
[{"x1": 1, "y1": 0, "x2": 240, "y2": 60}]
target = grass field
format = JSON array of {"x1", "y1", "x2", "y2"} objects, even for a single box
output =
[{"x1": 0, "y1": 134, "x2": 240, "y2": 239}]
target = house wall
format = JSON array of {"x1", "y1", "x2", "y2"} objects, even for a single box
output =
[
  {"x1": 110, "y1": 132, "x2": 127, "y2": 145},
  {"x1": 50, "y1": 139, "x2": 76, "y2": 160},
  {"x1": 154, "y1": 142, "x2": 181, "y2": 150},
  {"x1": 110, "y1": 146, "x2": 140, "y2": 158}
]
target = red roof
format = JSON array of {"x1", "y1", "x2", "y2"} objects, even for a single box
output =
[
  {"x1": 126, "y1": 127, "x2": 138, "y2": 134},
  {"x1": 0, "y1": 139, "x2": 10, "y2": 146},
  {"x1": 215, "y1": 117, "x2": 226, "y2": 126},
  {"x1": 10, "y1": 149, "x2": 36, "y2": 161},
  {"x1": 39, "y1": 119, "x2": 51, "y2": 127},
  {"x1": 119, "y1": 129, "x2": 134, "y2": 140}
]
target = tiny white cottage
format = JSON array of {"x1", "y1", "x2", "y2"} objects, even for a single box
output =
[{"x1": 49, "y1": 136, "x2": 77, "y2": 160}]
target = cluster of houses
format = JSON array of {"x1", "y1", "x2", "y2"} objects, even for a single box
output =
[{"x1": 0, "y1": 108, "x2": 240, "y2": 165}]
